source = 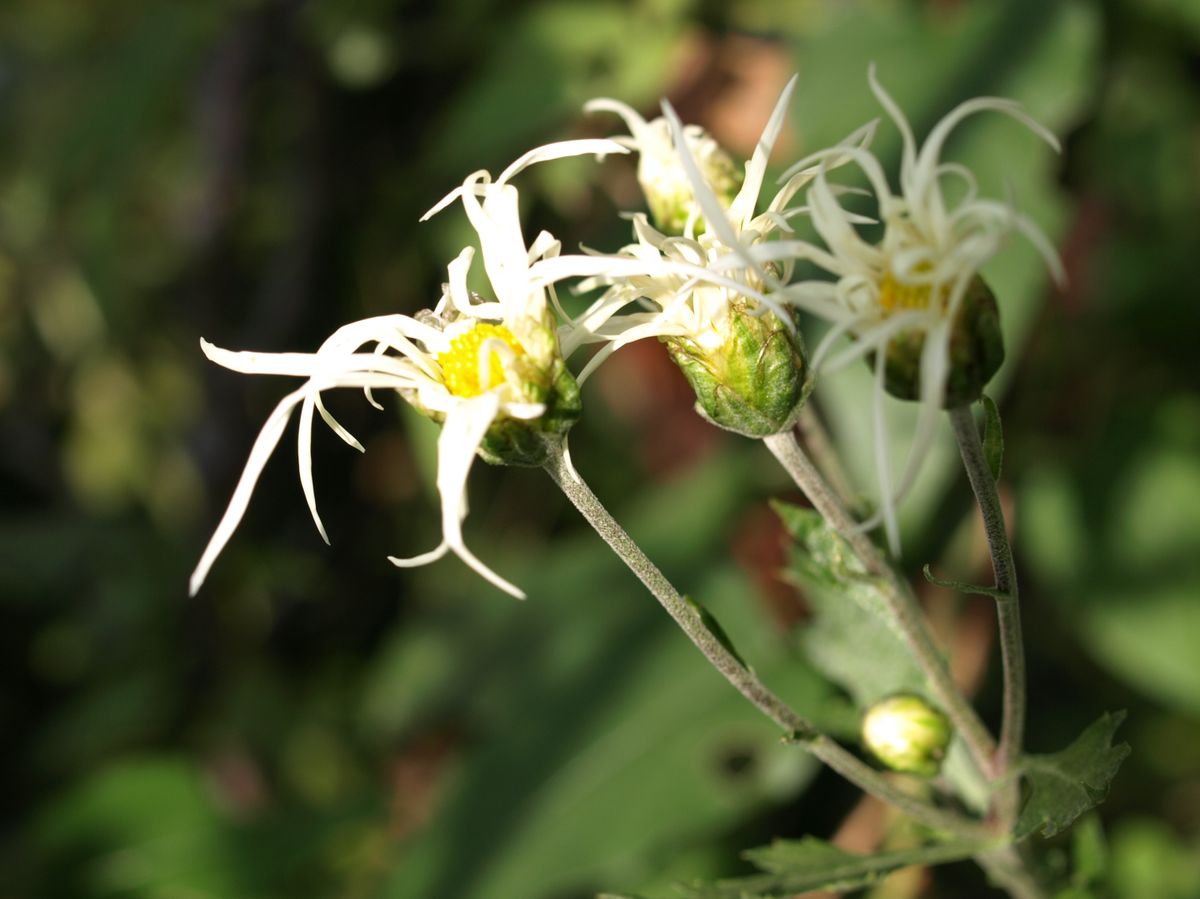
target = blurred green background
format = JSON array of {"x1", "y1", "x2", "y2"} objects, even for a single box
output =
[{"x1": 2, "y1": 0, "x2": 1199, "y2": 896}]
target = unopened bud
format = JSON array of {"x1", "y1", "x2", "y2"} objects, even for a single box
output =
[
  {"x1": 664, "y1": 302, "x2": 809, "y2": 438},
  {"x1": 861, "y1": 694, "x2": 952, "y2": 777}
]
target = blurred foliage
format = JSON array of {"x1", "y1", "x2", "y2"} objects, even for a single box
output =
[{"x1": 2, "y1": 0, "x2": 1199, "y2": 897}]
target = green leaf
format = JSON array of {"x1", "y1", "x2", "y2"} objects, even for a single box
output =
[
  {"x1": 1017, "y1": 712, "x2": 1132, "y2": 839},
  {"x1": 981, "y1": 394, "x2": 1004, "y2": 481},
  {"x1": 774, "y1": 502, "x2": 924, "y2": 708},
  {"x1": 686, "y1": 595, "x2": 749, "y2": 670},
  {"x1": 379, "y1": 457, "x2": 839, "y2": 899},
  {"x1": 673, "y1": 837, "x2": 986, "y2": 898},
  {"x1": 1070, "y1": 814, "x2": 1109, "y2": 889}
]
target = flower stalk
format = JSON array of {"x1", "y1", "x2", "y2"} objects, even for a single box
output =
[
  {"x1": 949, "y1": 404, "x2": 1026, "y2": 788},
  {"x1": 762, "y1": 429, "x2": 999, "y2": 780},
  {"x1": 541, "y1": 436, "x2": 986, "y2": 838}
]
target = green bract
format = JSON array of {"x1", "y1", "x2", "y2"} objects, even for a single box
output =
[
  {"x1": 880, "y1": 276, "x2": 1006, "y2": 409},
  {"x1": 664, "y1": 304, "x2": 810, "y2": 438},
  {"x1": 477, "y1": 358, "x2": 582, "y2": 467}
]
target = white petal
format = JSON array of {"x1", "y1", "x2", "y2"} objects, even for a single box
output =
[
  {"x1": 660, "y1": 100, "x2": 774, "y2": 288},
  {"x1": 729, "y1": 74, "x2": 798, "y2": 228},
  {"x1": 190, "y1": 386, "x2": 306, "y2": 595},
  {"x1": 496, "y1": 139, "x2": 628, "y2": 185},
  {"x1": 436, "y1": 393, "x2": 526, "y2": 599}
]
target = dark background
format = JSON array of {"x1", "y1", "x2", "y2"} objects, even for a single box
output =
[{"x1": 2, "y1": 0, "x2": 1199, "y2": 896}]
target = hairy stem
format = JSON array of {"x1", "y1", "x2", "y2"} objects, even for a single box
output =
[
  {"x1": 796, "y1": 404, "x2": 861, "y2": 514},
  {"x1": 763, "y1": 430, "x2": 998, "y2": 779},
  {"x1": 949, "y1": 404, "x2": 1025, "y2": 782},
  {"x1": 542, "y1": 438, "x2": 985, "y2": 838}
]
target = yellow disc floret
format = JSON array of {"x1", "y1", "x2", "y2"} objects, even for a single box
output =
[
  {"x1": 437, "y1": 323, "x2": 525, "y2": 398},
  {"x1": 878, "y1": 270, "x2": 952, "y2": 315}
]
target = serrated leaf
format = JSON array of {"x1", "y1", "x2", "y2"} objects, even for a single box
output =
[
  {"x1": 1017, "y1": 712, "x2": 1132, "y2": 839},
  {"x1": 981, "y1": 395, "x2": 1004, "y2": 481},
  {"x1": 675, "y1": 837, "x2": 986, "y2": 898}
]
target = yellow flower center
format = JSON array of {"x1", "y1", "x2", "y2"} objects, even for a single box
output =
[
  {"x1": 437, "y1": 323, "x2": 525, "y2": 398},
  {"x1": 878, "y1": 272, "x2": 929, "y2": 312}
]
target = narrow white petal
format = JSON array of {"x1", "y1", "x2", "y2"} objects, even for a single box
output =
[
  {"x1": 496, "y1": 139, "x2": 628, "y2": 185},
  {"x1": 584, "y1": 98, "x2": 658, "y2": 149},
  {"x1": 436, "y1": 393, "x2": 525, "y2": 599},
  {"x1": 868, "y1": 65, "x2": 919, "y2": 190},
  {"x1": 190, "y1": 386, "x2": 306, "y2": 595},
  {"x1": 316, "y1": 394, "x2": 364, "y2": 451},
  {"x1": 730, "y1": 74, "x2": 798, "y2": 228},
  {"x1": 873, "y1": 353, "x2": 902, "y2": 557},
  {"x1": 296, "y1": 391, "x2": 330, "y2": 545},
  {"x1": 660, "y1": 100, "x2": 773, "y2": 288},
  {"x1": 388, "y1": 541, "x2": 450, "y2": 567}
]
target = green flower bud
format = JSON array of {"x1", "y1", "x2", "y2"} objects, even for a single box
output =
[
  {"x1": 663, "y1": 301, "x2": 810, "y2": 438},
  {"x1": 861, "y1": 694, "x2": 953, "y2": 777},
  {"x1": 877, "y1": 275, "x2": 1005, "y2": 408}
]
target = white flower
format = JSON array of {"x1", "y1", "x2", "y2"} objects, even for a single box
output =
[
  {"x1": 585, "y1": 96, "x2": 743, "y2": 234},
  {"x1": 542, "y1": 76, "x2": 874, "y2": 386},
  {"x1": 788, "y1": 67, "x2": 1065, "y2": 551},
  {"x1": 190, "y1": 140, "x2": 625, "y2": 600}
]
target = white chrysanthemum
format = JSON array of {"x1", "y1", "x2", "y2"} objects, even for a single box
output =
[
  {"x1": 190, "y1": 140, "x2": 625, "y2": 600},
  {"x1": 788, "y1": 67, "x2": 1066, "y2": 551},
  {"x1": 585, "y1": 95, "x2": 743, "y2": 234},
  {"x1": 545, "y1": 76, "x2": 874, "y2": 385}
]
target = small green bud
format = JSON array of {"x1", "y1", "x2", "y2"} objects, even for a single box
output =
[
  {"x1": 877, "y1": 275, "x2": 1005, "y2": 408},
  {"x1": 861, "y1": 693, "x2": 952, "y2": 777},
  {"x1": 664, "y1": 301, "x2": 810, "y2": 438}
]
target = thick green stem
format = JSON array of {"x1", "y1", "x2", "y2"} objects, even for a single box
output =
[
  {"x1": 949, "y1": 405, "x2": 1025, "y2": 780},
  {"x1": 542, "y1": 438, "x2": 985, "y2": 838},
  {"x1": 762, "y1": 430, "x2": 998, "y2": 780}
]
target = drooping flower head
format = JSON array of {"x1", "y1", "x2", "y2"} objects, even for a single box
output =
[
  {"x1": 190, "y1": 140, "x2": 625, "y2": 600},
  {"x1": 555, "y1": 77, "x2": 875, "y2": 437},
  {"x1": 787, "y1": 67, "x2": 1065, "y2": 551}
]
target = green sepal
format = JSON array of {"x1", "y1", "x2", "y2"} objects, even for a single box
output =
[
  {"x1": 476, "y1": 358, "x2": 582, "y2": 467},
  {"x1": 664, "y1": 304, "x2": 810, "y2": 438},
  {"x1": 879, "y1": 276, "x2": 1006, "y2": 408}
]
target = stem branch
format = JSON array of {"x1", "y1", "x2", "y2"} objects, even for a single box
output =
[
  {"x1": 542, "y1": 439, "x2": 983, "y2": 838},
  {"x1": 949, "y1": 404, "x2": 1025, "y2": 778},
  {"x1": 763, "y1": 430, "x2": 998, "y2": 779}
]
